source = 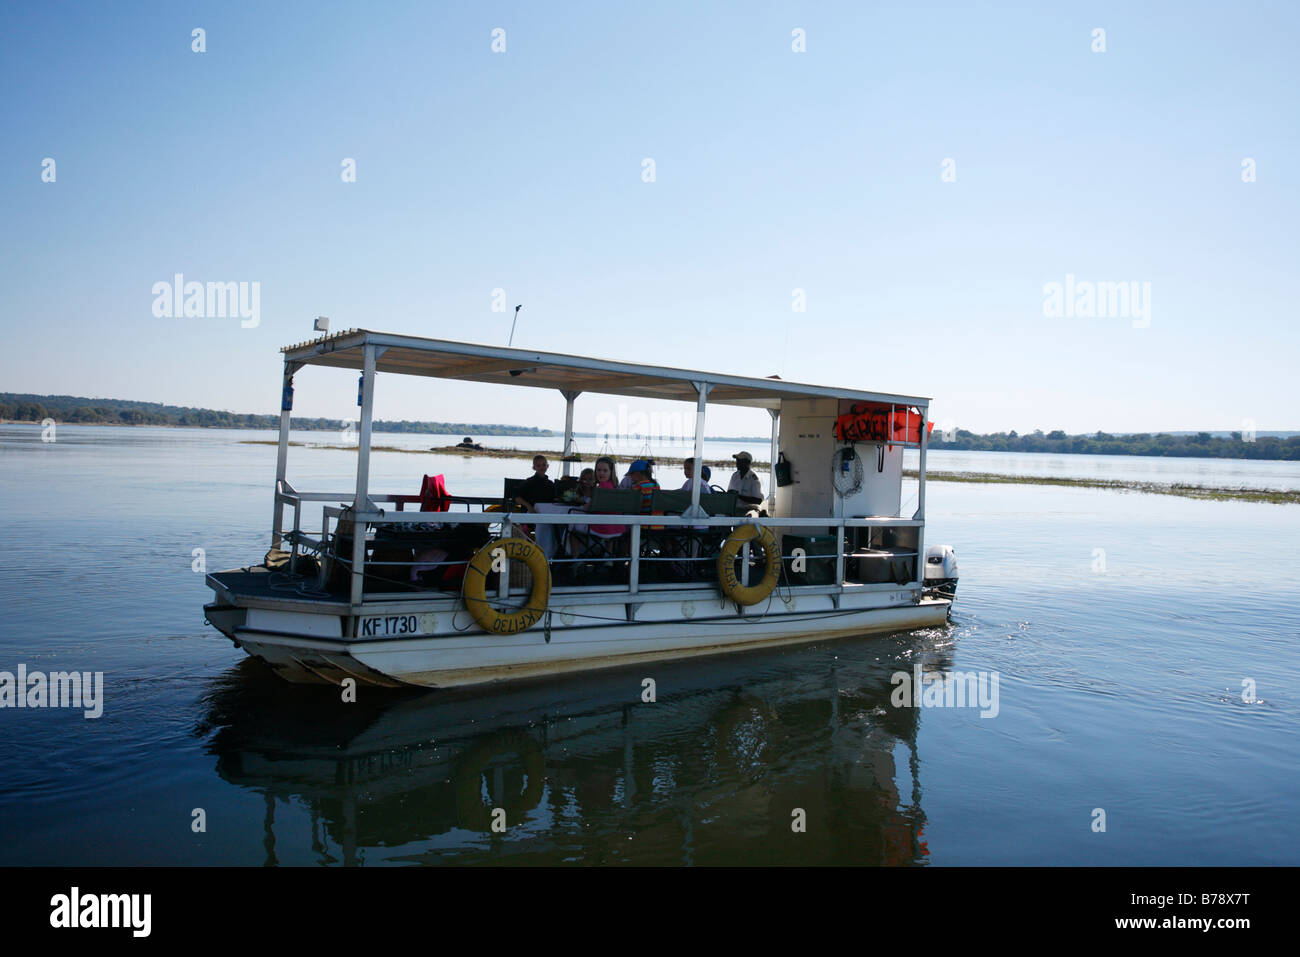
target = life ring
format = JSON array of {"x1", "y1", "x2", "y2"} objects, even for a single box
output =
[
  {"x1": 462, "y1": 536, "x2": 551, "y2": 634},
  {"x1": 716, "y1": 524, "x2": 781, "y2": 606},
  {"x1": 453, "y1": 730, "x2": 546, "y2": 830}
]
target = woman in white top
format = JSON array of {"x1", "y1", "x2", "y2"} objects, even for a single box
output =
[{"x1": 680, "y1": 457, "x2": 702, "y2": 491}]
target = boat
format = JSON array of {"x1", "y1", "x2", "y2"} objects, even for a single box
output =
[{"x1": 203, "y1": 328, "x2": 959, "y2": 689}]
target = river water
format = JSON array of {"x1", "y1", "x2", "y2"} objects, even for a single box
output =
[{"x1": 0, "y1": 424, "x2": 1296, "y2": 865}]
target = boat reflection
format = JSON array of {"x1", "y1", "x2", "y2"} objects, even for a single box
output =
[{"x1": 198, "y1": 628, "x2": 956, "y2": 865}]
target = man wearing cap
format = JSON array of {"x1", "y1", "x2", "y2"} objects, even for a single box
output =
[{"x1": 728, "y1": 451, "x2": 763, "y2": 503}]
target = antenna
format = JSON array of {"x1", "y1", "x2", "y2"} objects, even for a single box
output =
[
  {"x1": 508, "y1": 304, "x2": 522, "y2": 345},
  {"x1": 314, "y1": 316, "x2": 329, "y2": 333}
]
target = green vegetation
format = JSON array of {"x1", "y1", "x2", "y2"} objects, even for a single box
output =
[
  {"x1": 6, "y1": 394, "x2": 1298, "y2": 461},
  {"x1": 931, "y1": 428, "x2": 1300, "y2": 461},
  {"x1": 0, "y1": 394, "x2": 552, "y2": 436},
  {"x1": 911, "y1": 470, "x2": 1300, "y2": 505},
  {"x1": 242, "y1": 440, "x2": 771, "y2": 469}
]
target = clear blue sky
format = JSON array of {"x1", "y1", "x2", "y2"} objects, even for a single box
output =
[{"x1": 2, "y1": 0, "x2": 1296, "y2": 436}]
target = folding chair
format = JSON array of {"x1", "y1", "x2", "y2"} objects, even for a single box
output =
[
  {"x1": 644, "y1": 490, "x2": 695, "y2": 582},
  {"x1": 564, "y1": 488, "x2": 640, "y2": 585}
]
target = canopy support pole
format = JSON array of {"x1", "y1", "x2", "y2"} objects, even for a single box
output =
[
  {"x1": 767, "y1": 407, "x2": 780, "y2": 513},
  {"x1": 913, "y1": 405, "x2": 928, "y2": 587},
  {"x1": 684, "y1": 382, "x2": 711, "y2": 519},
  {"x1": 350, "y1": 345, "x2": 381, "y2": 607},
  {"x1": 271, "y1": 361, "x2": 297, "y2": 549},
  {"x1": 561, "y1": 390, "x2": 582, "y2": 477},
  {"x1": 913, "y1": 405, "x2": 928, "y2": 522}
]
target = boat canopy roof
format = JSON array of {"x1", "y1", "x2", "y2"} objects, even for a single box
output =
[{"x1": 282, "y1": 328, "x2": 930, "y2": 411}]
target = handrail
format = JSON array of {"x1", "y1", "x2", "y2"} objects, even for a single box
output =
[
  {"x1": 281, "y1": 488, "x2": 926, "y2": 608},
  {"x1": 319, "y1": 506, "x2": 921, "y2": 528}
]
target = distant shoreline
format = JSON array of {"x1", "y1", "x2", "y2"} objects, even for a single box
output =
[
  {"x1": 4, "y1": 411, "x2": 1298, "y2": 462},
  {"x1": 240, "y1": 439, "x2": 772, "y2": 469},
  {"x1": 234, "y1": 440, "x2": 1298, "y2": 504},
  {"x1": 0, "y1": 420, "x2": 765, "y2": 442},
  {"x1": 911, "y1": 470, "x2": 1299, "y2": 506}
]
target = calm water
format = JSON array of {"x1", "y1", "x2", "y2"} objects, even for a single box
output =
[{"x1": 1, "y1": 424, "x2": 1297, "y2": 865}]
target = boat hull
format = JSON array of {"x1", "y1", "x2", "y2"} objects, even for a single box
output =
[{"x1": 206, "y1": 575, "x2": 951, "y2": 689}]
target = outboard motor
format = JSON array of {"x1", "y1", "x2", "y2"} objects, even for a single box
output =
[{"x1": 923, "y1": 545, "x2": 959, "y2": 603}]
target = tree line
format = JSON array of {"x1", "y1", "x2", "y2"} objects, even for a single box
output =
[
  {"x1": 929, "y1": 429, "x2": 1300, "y2": 461},
  {"x1": 0, "y1": 394, "x2": 553, "y2": 436},
  {"x1": 5, "y1": 394, "x2": 1297, "y2": 460}
]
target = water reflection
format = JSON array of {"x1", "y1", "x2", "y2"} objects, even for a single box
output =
[{"x1": 198, "y1": 629, "x2": 955, "y2": 865}]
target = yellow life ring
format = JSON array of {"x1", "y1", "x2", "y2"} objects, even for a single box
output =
[
  {"x1": 716, "y1": 524, "x2": 781, "y2": 606},
  {"x1": 462, "y1": 536, "x2": 551, "y2": 634}
]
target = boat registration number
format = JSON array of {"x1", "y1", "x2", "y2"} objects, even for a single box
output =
[{"x1": 358, "y1": 614, "x2": 423, "y2": 638}]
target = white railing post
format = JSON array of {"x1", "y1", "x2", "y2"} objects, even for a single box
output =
[
  {"x1": 629, "y1": 524, "x2": 641, "y2": 594},
  {"x1": 290, "y1": 499, "x2": 301, "y2": 564},
  {"x1": 835, "y1": 518, "x2": 846, "y2": 586},
  {"x1": 271, "y1": 363, "x2": 295, "y2": 548},
  {"x1": 498, "y1": 518, "x2": 512, "y2": 598},
  {"x1": 318, "y1": 509, "x2": 331, "y2": 589}
]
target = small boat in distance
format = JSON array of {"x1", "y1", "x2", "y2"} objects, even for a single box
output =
[{"x1": 203, "y1": 329, "x2": 959, "y2": 689}]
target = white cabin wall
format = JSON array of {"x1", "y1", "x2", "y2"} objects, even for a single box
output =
[
  {"x1": 774, "y1": 398, "x2": 839, "y2": 532},
  {"x1": 774, "y1": 397, "x2": 905, "y2": 518},
  {"x1": 837, "y1": 441, "x2": 903, "y2": 518}
]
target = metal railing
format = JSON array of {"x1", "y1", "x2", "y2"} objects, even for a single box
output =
[{"x1": 274, "y1": 486, "x2": 925, "y2": 608}]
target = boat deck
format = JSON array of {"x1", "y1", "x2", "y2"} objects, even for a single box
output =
[{"x1": 208, "y1": 566, "x2": 351, "y2": 610}]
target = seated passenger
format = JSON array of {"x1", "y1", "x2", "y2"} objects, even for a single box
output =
[
  {"x1": 676, "y1": 457, "x2": 709, "y2": 534},
  {"x1": 625, "y1": 460, "x2": 660, "y2": 513},
  {"x1": 681, "y1": 457, "x2": 706, "y2": 492},
  {"x1": 576, "y1": 467, "x2": 596, "y2": 505},
  {"x1": 618, "y1": 457, "x2": 655, "y2": 489},
  {"x1": 515, "y1": 455, "x2": 555, "y2": 509},
  {"x1": 570, "y1": 456, "x2": 625, "y2": 555},
  {"x1": 728, "y1": 451, "x2": 763, "y2": 503}
]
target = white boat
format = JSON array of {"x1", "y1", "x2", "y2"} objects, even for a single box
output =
[{"x1": 203, "y1": 328, "x2": 959, "y2": 689}]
